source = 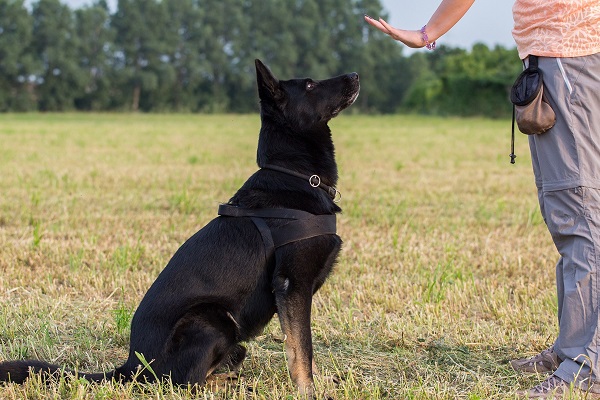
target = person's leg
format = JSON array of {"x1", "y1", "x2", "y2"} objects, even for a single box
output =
[
  {"x1": 544, "y1": 187, "x2": 600, "y2": 390},
  {"x1": 518, "y1": 53, "x2": 600, "y2": 396},
  {"x1": 510, "y1": 138, "x2": 564, "y2": 375}
]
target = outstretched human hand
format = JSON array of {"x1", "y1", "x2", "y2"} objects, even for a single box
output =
[
  {"x1": 364, "y1": 15, "x2": 425, "y2": 48},
  {"x1": 364, "y1": 0, "x2": 475, "y2": 49}
]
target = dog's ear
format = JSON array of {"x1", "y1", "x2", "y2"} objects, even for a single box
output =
[{"x1": 255, "y1": 59, "x2": 283, "y2": 102}]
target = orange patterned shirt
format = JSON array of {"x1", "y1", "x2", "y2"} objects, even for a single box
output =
[{"x1": 512, "y1": 0, "x2": 600, "y2": 59}]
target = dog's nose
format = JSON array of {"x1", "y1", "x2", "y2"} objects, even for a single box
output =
[{"x1": 347, "y1": 72, "x2": 359, "y2": 81}]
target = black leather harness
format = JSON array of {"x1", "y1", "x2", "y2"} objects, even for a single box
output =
[{"x1": 217, "y1": 165, "x2": 339, "y2": 263}]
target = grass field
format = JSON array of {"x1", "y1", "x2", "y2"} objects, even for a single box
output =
[{"x1": 0, "y1": 113, "x2": 563, "y2": 399}]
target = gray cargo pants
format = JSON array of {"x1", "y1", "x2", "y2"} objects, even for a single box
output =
[{"x1": 529, "y1": 53, "x2": 600, "y2": 389}]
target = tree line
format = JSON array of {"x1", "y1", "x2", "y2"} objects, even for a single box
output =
[{"x1": 0, "y1": 0, "x2": 522, "y2": 117}]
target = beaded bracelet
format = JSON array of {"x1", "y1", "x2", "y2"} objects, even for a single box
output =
[{"x1": 420, "y1": 25, "x2": 436, "y2": 50}]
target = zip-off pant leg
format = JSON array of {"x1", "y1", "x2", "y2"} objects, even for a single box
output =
[
  {"x1": 542, "y1": 188, "x2": 600, "y2": 389},
  {"x1": 528, "y1": 53, "x2": 600, "y2": 387}
]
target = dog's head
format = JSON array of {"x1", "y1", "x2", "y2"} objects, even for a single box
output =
[{"x1": 255, "y1": 59, "x2": 359, "y2": 132}]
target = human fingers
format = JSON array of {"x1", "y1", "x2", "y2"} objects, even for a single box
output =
[
  {"x1": 377, "y1": 18, "x2": 423, "y2": 48},
  {"x1": 377, "y1": 18, "x2": 400, "y2": 38},
  {"x1": 364, "y1": 15, "x2": 391, "y2": 34}
]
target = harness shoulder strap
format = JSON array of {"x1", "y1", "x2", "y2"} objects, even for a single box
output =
[
  {"x1": 250, "y1": 216, "x2": 275, "y2": 262},
  {"x1": 270, "y1": 214, "x2": 336, "y2": 248}
]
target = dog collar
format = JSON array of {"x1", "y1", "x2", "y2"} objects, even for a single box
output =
[{"x1": 261, "y1": 164, "x2": 341, "y2": 203}]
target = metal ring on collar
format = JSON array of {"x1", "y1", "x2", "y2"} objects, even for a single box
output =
[
  {"x1": 309, "y1": 174, "x2": 321, "y2": 188},
  {"x1": 331, "y1": 188, "x2": 342, "y2": 203}
]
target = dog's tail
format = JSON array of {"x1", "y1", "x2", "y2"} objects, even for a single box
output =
[{"x1": 0, "y1": 359, "x2": 122, "y2": 384}]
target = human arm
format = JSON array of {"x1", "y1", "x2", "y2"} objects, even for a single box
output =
[{"x1": 364, "y1": 0, "x2": 475, "y2": 48}]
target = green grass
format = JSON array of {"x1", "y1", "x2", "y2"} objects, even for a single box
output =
[{"x1": 0, "y1": 113, "x2": 567, "y2": 398}]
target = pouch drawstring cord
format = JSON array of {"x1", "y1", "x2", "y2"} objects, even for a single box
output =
[{"x1": 510, "y1": 104, "x2": 517, "y2": 164}]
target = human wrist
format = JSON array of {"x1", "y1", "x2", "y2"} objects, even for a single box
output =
[{"x1": 420, "y1": 25, "x2": 436, "y2": 50}]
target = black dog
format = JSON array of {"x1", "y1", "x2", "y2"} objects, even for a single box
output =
[{"x1": 0, "y1": 59, "x2": 359, "y2": 396}]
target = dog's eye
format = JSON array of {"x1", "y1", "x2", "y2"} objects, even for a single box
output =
[{"x1": 306, "y1": 81, "x2": 317, "y2": 91}]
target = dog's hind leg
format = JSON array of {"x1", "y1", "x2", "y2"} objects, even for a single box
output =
[
  {"x1": 162, "y1": 304, "x2": 240, "y2": 386},
  {"x1": 205, "y1": 343, "x2": 247, "y2": 390},
  {"x1": 214, "y1": 343, "x2": 246, "y2": 375}
]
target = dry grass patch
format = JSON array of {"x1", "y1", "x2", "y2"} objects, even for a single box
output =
[{"x1": 0, "y1": 113, "x2": 565, "y2": 398}]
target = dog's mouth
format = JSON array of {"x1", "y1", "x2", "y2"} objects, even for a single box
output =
[
  {"x1": 347, "y1": 89, "x2": 360, "y2": 106},
  {"x1": 331, "y1": 88, "x2": 360, "y2": 118}
]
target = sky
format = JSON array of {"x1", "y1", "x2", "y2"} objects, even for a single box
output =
[
  {"x1": 61, "y1": 0, "x2": 516, "y2": 51},
  {"x1": 380, "y1": 0, "x2": 516, "y2": 50}
]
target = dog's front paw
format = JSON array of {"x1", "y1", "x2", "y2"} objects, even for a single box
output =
[
  {"x1": 320, "y1": 392, "x2": 335, "y2": 400},
  {"x1": 297, "y1": 381, "x2": 316, "y2": 399},
  {"x1": 320, "y1": 374, "x2": 342, "y2": 385}
]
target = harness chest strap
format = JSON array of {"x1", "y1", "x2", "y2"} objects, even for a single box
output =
[{"x1": 217, "y1": 204, "x2": 337, "y2": 258}]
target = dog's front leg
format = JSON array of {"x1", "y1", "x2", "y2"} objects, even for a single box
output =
[{"x1": 274, "y1": 276, "x2": 315, "y2": 397}]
